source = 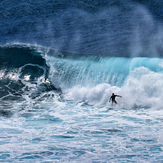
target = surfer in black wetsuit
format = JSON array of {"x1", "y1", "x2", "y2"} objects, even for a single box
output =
[{"x1": 109, "y1": 93, "x2": 122, "y2": 106}]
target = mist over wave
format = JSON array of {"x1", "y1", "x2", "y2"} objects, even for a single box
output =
[{"x1": 1, "y1": 0, "x2": 163, "y2": 57}]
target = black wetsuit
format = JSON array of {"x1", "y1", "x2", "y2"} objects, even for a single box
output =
[{"x1": 110, "y1": 95, "x2": 121, "y2": 103}]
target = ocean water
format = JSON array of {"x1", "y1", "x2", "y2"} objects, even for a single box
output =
[{"x1": 1, "y1": 0, "x2": 163, "y2": 162}]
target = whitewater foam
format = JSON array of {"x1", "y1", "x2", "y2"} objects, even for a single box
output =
[{"x1": 61, "y1": 66, "x2": 163, "y2": 110}]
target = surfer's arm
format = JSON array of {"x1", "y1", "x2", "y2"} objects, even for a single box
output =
[
  {"x1": 116, "y1": 95, "x2": 122, "y2": 98},
  {"x1": 109, "y1": 96, "x2": 112, "y2": 102}
]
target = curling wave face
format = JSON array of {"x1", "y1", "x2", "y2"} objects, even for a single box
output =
[
  {"x1": 0, "y1": 44, "x2": 56, "y2": 101},
  {"x1": 1, "y1": 43, "x2": 163, "y2": 109}
]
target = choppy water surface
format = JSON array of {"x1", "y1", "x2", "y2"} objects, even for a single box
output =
[{"x1": 0, "y1": 96, "x2": 162, "y2": 162}]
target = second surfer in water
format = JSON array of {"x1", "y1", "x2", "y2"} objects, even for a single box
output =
[{"x1": 109, "y1": 93, "x2": 122, "y2": 106}]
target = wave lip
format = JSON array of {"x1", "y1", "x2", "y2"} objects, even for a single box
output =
[{"x1": 47, "y1": 52, "x2": 163, "y2": 89}]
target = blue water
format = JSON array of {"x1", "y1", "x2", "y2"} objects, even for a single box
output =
[{"x1": 1, "y1": 0, "x2": 163, "y2": 162}]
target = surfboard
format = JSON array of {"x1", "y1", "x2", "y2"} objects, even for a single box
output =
[{"x1": 107, "y1": 107, "x2": 114, "y2": 110}]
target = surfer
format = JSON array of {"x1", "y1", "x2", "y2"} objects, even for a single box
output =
[{"x1": 109, "y1": 93, "x2": 122, "y2": 106}]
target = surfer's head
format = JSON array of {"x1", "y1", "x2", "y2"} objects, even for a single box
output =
[{"x1": 112, "y1": 93, "x2": 114, "y2": 96}]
